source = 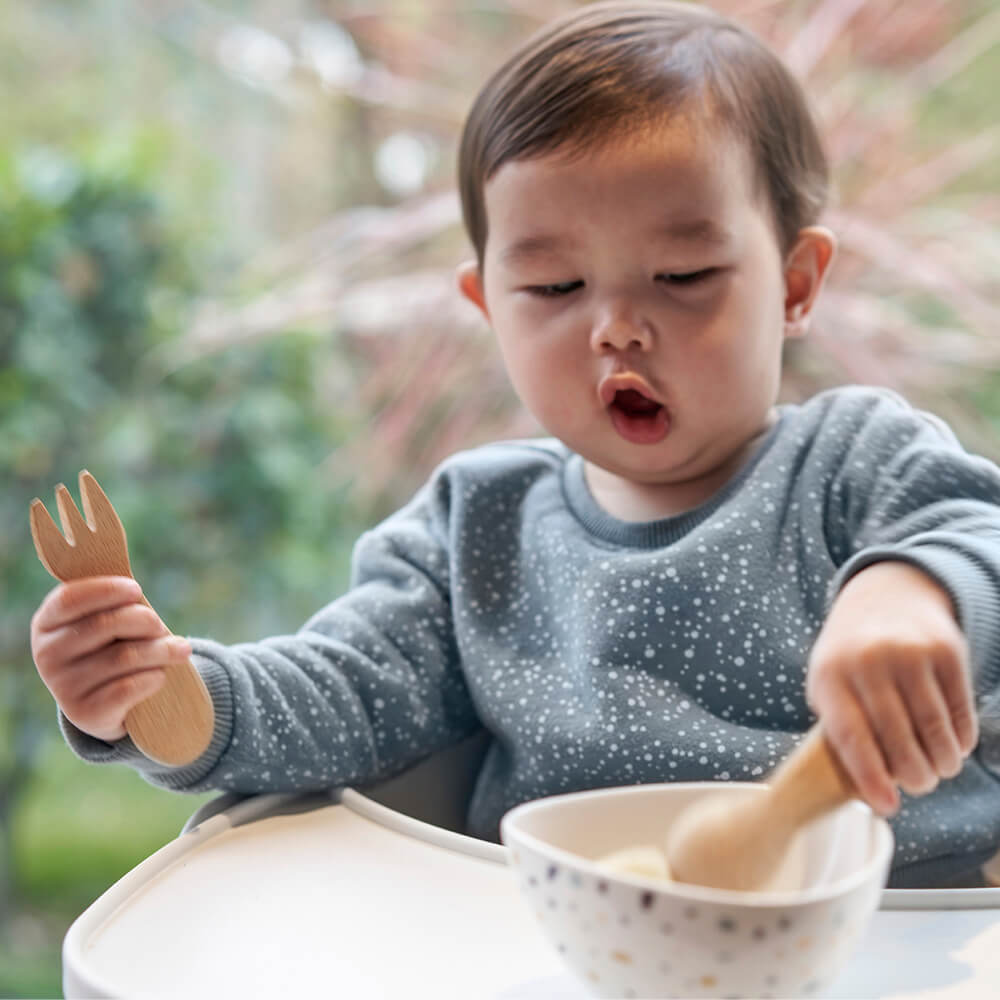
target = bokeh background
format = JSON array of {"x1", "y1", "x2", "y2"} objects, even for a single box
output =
[{"x1": 2, "y1": 0, "x2": 998, "y2": 994}]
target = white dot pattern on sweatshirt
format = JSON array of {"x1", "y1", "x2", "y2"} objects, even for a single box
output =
[{"x1": 78, "y1": 386, "x2": 1000, "y2": 888}]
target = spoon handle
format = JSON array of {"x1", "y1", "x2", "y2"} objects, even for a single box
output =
[
  {"x1": 665, "y1": 725, "x2": 858, "y2": 890},
  {"x1": 768, "y1": 725, "x2": 855, "y2": 826}
]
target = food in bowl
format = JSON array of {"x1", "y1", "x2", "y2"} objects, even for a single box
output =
[
  {"x1": 501, "y1": 782, "x2": 893, "y2": 999},
  {"x1": 599, "y1": 844, "x2": 672, "y2": 880}
]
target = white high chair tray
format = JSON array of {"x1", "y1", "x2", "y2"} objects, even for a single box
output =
[{"x1": 63, "y1": 785, "x2": 1000, "y2": 1000}]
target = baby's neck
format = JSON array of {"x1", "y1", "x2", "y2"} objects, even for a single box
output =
[{"x1": 584, "y1": 417, "x2": 777, "y2": 523}]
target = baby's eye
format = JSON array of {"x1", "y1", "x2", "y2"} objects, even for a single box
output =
[
  {"x1": 657, "y1": 268, "x2": 718, "y2": 286},
  {"x1": 526, "y1": 280, "x2": 584, "y2": 298}
]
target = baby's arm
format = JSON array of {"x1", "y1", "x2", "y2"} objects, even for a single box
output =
[
  {"x1": 30, "y1": 576, "x2": 192, "y2": 743},
  {"x1": 804, "y1": 391, "x2": 1000, "y2": 816},
  {"x1": 806, "y1": 560, "x2": 976, "y2": 815},
  {"x1": 31, "y1": 462, "x2": 478, "y2": 796}
]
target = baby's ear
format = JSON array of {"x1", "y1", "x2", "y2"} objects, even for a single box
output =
[
  {"x1": 783, "y1": 227, "x2": 836, "y2": 339},
  {"x1": 456, "y1": 261, "x2": 490, "y2": 321}
]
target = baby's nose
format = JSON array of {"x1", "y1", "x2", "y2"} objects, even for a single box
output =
[{"x1": 590, "y1": 307, "x2": 653, "y2": 352}]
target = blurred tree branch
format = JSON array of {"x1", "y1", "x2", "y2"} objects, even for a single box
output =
[{"x1": 166, "y1": 0, "x2": 1000, "y2": 503}]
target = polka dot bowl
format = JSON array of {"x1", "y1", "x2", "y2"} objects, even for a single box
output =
[{"x1": 500, "y1": 782, "x2": 893, "y2": 999}]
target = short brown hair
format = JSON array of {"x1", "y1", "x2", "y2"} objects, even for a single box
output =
[{"x1": 458, "y1": 1, "x2": 829, "y2": 264}]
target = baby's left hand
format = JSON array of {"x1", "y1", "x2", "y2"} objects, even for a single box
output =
[{"x1": 806, "y1": 561, "x2": 978, "y2": 816}]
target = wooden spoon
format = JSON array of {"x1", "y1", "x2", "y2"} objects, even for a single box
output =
[
  {"x1": 664, "y1": 725, "x2": 856, "y2": 891},
  {"x1": 30, "y1": 470, "x2": 215, "y2": 766}
]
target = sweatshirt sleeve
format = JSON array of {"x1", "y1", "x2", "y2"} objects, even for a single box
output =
[
  {"x1": 825, "y1": 390, "x2": 1000, "y2": 698},
  {"x1": 60, "y1": 466, "x2": 480, "y2": 794}
]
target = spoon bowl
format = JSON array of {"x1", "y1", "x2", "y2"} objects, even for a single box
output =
[{"x1": 665, "y1": 726, "x2": 856, "y2": 891}]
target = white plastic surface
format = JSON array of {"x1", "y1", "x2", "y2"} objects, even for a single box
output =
[
  {"x1": 63, "y1": 791, "x2": 1000, "y2": 999},
  {"x1": 826, "y1": 907, "x2": 1000, "y2": 999},
  {"x1": 64, "y1": 799, "x2": 561, "y2": 1000}
]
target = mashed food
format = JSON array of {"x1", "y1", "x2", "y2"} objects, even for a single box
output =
[{"x1": 597, "y1": 845, "x2": 672, "y2": 880}]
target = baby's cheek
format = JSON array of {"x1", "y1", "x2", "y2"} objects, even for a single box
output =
[{"x1": 514, "y1": 358, "x2": 586, "y2": 426}]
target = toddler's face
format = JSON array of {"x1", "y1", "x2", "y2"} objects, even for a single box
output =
[{"x1": 460, "y1": 118, "x2": 832, "y2": 519}]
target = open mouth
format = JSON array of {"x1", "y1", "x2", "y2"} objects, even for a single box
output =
[{"x1": 608, "y1": 388, "x2": 669, "y2": 444}]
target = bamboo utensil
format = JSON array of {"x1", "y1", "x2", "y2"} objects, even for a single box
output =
[
  {"x1": 30, "y1": 470, "x2": 214, "y2": 766},
  {"x1": 665, "y1": 725, "x2": 857, "y2": 890}
]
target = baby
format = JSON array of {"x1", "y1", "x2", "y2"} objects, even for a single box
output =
[{"x1": 30, "y1": 1, "x2": 1000, "y2": 888}]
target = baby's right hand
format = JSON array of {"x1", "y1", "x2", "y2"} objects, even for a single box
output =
[{"x1": 30, "y1": 576, "x2": 191, "y2": 743}]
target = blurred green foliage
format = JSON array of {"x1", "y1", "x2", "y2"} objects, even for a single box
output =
[
  {"x1": 0, "y1": 141, "x2": 366, "y2": 997},
  {"x1": 14, "y1": 742, "x2": 202, "y2": 907},
  {"x1": 1, "y1": 141, "x2": 364, "y2": 638}
]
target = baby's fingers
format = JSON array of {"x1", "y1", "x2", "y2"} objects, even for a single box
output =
[
  {"x1": 935, "y1": 656, "x2": 978, "y2": 756},
  {"x1": 60, "y1": 635, "x2": 192, "y2": 706},
  {"x1": 68, "y1": 668, "x2": 168, "y2": 744},
  {"x1": 34, "y1": 577, "x2": 143, "y2": 632},
  {"x1": 818, "y1": 692, "x2": 899, "y2": 816},
  {"x1": 41, "y1": 603, "x2": 170, "y2": 667},
  {"x1": 854, "y1": 678, "x2": 938, "y2": 796},
  {"x1": 898, "y1": 662, "x2": 963, "y2": 779}
]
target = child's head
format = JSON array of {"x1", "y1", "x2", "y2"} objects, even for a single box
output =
[
  {"x1": 458, "y1": 0, "x2": 829, "y2": 267},
  {"x1": 455, "y1": 1, "x2": 837, "y2": 519}
]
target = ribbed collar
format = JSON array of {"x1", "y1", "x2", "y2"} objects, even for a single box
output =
[{"x1": 561, "y1": 409, "x2": 787, "y2": 548}]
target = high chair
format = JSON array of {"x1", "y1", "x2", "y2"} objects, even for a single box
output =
[{"x1": 62, "y1": 731, "x2": 1000, "y2": 999}]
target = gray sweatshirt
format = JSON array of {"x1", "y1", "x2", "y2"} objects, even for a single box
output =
[{"x1": 64, "y1": 386, "x2": 1000, "y2": 887}]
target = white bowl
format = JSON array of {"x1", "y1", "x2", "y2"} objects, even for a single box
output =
[{"x1": 501, "y1": 782, "x2": 893, "y2": 999}]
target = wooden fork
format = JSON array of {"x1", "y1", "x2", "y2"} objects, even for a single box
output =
[{"x1": 30, "y1": 470, "x2": 215, "y2": 766}]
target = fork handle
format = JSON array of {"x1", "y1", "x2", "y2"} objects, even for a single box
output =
[
  {"x1": 124, "y1": 642, "x2": 216, "y2": 766},
  {"x1": 117, "y1": 592, "x2": 215, "y2": 766}
]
